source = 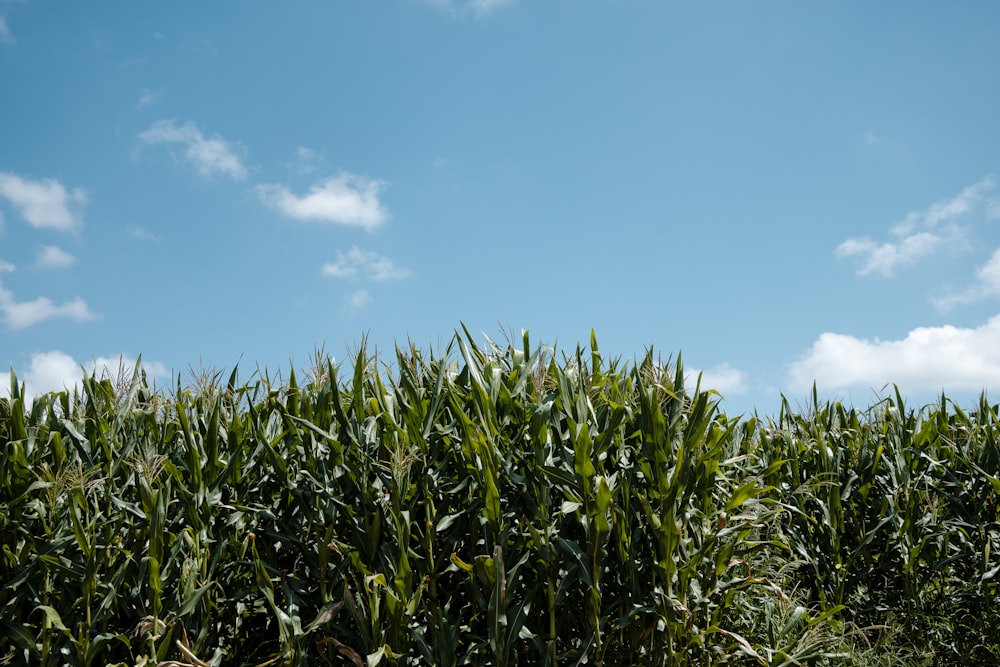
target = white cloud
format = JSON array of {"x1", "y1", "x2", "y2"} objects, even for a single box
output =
[
  {"x1": 17, "y1": 350, "x2": 78, "y2": 399},
  {"x1": 933, "y1": 247, "x2": 1000, "y2": 310},
  {"x1": 36, "y1": 245, "x2": 76, "y2": 268},
  {"x1": 835, "y1": 231, "x2": 945, "y2": 277},
  {"x1": 924, "y1": 177, "x2": 996, "y2": 227},
  {"x1": 0, "y1": 172, "x2": 86, "y2": 231},
  {"x1": 138, "y1": 120, "x2": 247, "y2": 180},
  {"x1": 686, "y1": 363, "x2": 749, "y2": 395},
  {"x1": 15, "y1": 351, "x2": 169, "y2": 401},
  {"x1": 0, "y1": 268, "x2": 98, "y2": 329},
  {"x1": 837, "y1": 175, "x2": 996, "y2": 277},
  {"x1": 0, "y1": 16, "x2": 11, "y2": 44},
  {"x1": 89, "y1": 355, "x2": 169, "y2": 383},
  {"x1": 321, "y1": 246, "x2": 411, "y2": 281},
  {"x1": 2, "y1": 294, "x2": 97, "y2": 329},
  {"x1": 788, "y1": 315, "x2": 1000, "y2": 394},
  {"x1": 257, "y1": 173, "x2": 389, "y2": 230},
  {"x1": 347, "y1": 289, "x2": 372, "y2": 310}
]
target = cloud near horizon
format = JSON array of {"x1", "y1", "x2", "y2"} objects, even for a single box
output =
[
  {"x1": 12, "y1": 351, "x2": 169, "y2": 402},
  {"x1": 686, "y1": 362, "x2": 749, "y2": 396},
  {"x1": 0, "y1": 172, "x2": 86, "y2": 232},
  {"x1": 257, "y1": 174, "x2": 389, "y2": 230},
  {"x1": 836, "y1": 175, "x2": 998, "y2": 277},
  {"x1": 139, "y1": 120, "x2": 248, "y2": 180},
  {"x1": 787, "y1": 314, "x2": 1000, "y2": 395}
]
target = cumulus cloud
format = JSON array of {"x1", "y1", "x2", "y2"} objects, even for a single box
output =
[
  {"x1": 0, "y1": 268, "x2": 98, "y2": 329},
  {"x1": 2, "y1": 294, "x2": 97, "y2": 329},
  {"x1": 257, "y1": 173, "x2": 389, "y2": 230},
  {"x1": 0, "y1": 172, "x2": 86, "y2": 232},
  {"x1": 321, "y1": 246, "x2": 411, "y2": 281},
  {"x1": 787, "y1": 315, "x2": 1000, "y2": 394},
  {"x1": 139, "y1": 120, "x2": 248, "y2": 180},
  {"x1": 686, "y1": 363, "x2": 749, "y2": 395},
  {"x1": 14, "y1": 351, "x2": 169, "y2": 401},
  {"x1": 933, "y1": 247, "x2": 1000, "y2": 311},
  {"x1": 836, "y1": 175, "x2": 997, "y2": 277},
  {"x1": 36, "y1": 245, "x2": 76, "y2": 268}
]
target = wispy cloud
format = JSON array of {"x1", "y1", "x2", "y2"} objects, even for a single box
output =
[
  {"x1": 136, "y1": 88, "x2": 162, "y2": 109},
  {"x1": 0, "y1": 16, "x2": 12, "y2": 44},
  {"x1": 36, "y1": 245, "x2": 76, "y2": 268},
  {"x1": 465, "y1": 0, "x2": 513, "y2": 18},
  {"x1": 13, "y1": 351, "x2": 168, "y2": 401},
  {"x1": 836, "y1": 175, "x2": 997, "y2": 277},
  {"x1": 0, "y1": 172, "x2": 86, "y2": 232},
  {"x1": 257, "y1": 174, "x2": 389, "y2": 230},
  {"x1": 293, "y1": 146, "x2": 326, "y2": 175},
  {"x1": 128, "y1": 225, "x2": 161, "y2": 242},
  {"x1": 425, "y1": 0, "x2": 514, "y2": 18},
  {"x1": 788, "y1": 315, "x2": 1000, "y2": 394},
  {"x1": 347, "y1": 289, "x2": 372, "y2": 311},
  {"x1": 835, "y1": 232, "x2": 945, "y2": 278},
  {"x1": 932, "y1": 247, "x2": 1000, "y2": 311},
  {"x1": 138, "y1": 120, "x2": 248, "y2": 180},
  {"x1": 321, "y1": 246, "x2": 411, "y2": 281}
]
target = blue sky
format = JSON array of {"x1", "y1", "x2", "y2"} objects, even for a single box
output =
[{"x1": 2, "y1": 1, "x2": 1000, "y2": 416}]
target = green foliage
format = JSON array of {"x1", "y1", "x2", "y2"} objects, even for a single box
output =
[{"x1": 1, "y1": 330, "x2": 998, "y2": 665}]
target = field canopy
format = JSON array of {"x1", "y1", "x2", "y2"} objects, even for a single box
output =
[{"x1": 2, "y1": 330, "x2": 998, "y2": 666}]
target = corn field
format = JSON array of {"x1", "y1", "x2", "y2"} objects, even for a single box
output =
[{"x1": 2, "y1": 329, "x2": 998, "y2": 666}]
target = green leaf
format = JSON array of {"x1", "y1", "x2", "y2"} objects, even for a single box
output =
[
  {"x1": 725, "y1": 482, "x2": 772, "y2": 512},
  {"x1": 35, "y1": 604, "x2": 69, "y2": 632}
]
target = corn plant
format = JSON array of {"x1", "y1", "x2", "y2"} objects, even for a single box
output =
[{"x1": 2, "y1": 329, "x2": 998, "y2": 665}]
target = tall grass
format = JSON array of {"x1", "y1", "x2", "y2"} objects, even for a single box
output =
[{"x1": 1, "y1": 329, "x2": 998, "y2": 665}]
